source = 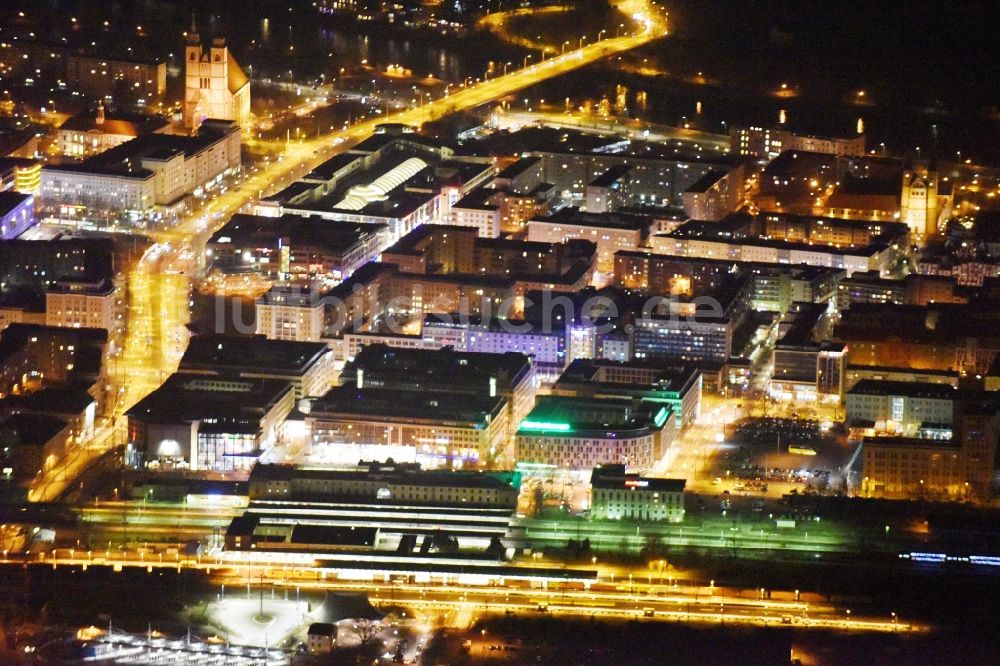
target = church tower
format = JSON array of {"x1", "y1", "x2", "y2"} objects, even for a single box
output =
[
  {"x1": 900, "y1": 157, "x2": 942, "y2": 238},
  {"x1": 183, "y1": 19, "x2": 250, "y2": 130}
]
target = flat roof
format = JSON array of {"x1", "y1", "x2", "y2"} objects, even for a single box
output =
[
  {"x1": 209, "y1": 213, "x2": 385, "y2": 254},
  {"x1": 591, "y1": 465, "x2": 686, "y2": 491},
  {"x1": 847, "y1": 379, "x2": 959, "y2": 400},
  {"x1": 250, "y1": 463, "x2": 519, "y2": 491},
  {"x1": 43, "y1": 124, "x2": 234, "y2": 179},
  {"x1": 179, "y1": 334, "x2": 330, "y2": 377},
  {"x1": 307, "y1": 385, "x2": 507, "y2": 424},
  {"x1": 517, "y1": 395, "x2": 670, "y2": 435},
  {"x1": 495, "y1": 156, "x2": 540, "y2": 180},
  {"x1": 0, "y1": 190, "x2": 32, "y2": 214},
  {"x1": 531, "y1": 207, "x2": 652, "y2": 232},
  {"x1": 342, "y1": 343, "x2": 532, "y2": 389},
  {"x1": 125, "y1": 373, "x2": 293, "y2": 424},
  {"x1": 685, "y1": 169, "x2": 729, "y2": 194}
]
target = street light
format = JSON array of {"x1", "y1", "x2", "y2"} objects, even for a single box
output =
[
  {"x1": 523, "y1": 55, "x2": 532, "y2": 69},
  {"x1": 562, "y1": 41, "x2": 570, "y2": 54},
  {"x1": 579, "y1": 36, "x2": 587, "y2": 49},
  {"x1": 598, "y1": 29, "x2": 607, "y2": 42}
]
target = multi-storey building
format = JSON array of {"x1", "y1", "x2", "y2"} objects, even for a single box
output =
[
  {"x1": 40, "y1": 121, "x2": 241, "y2": 224},
  {"x1": 422, "y1": 314, "x2": 568, "y2": 381},
  {"x1": 339, "y1": 343, "x2": 536, "y2": 434},
  {"x1": 256, "y1": 287, "x2": 325, "y2": 342},
  {"x1": 730, "y1": 126, "x2": 865, "y2": 159},
  {"x1": 527, "y1": 208, "x2": 652, "y2": 273},
  {"x1": 303, "y1": 386, "x2": 510, "y2": 469},
  {"x1": 769, "y1": 303, "x2": 846, "y2": 403},
  {"x1": 208, "y1": 214, "x2": 387, "y2": 285},
  {"x1": 127, "y1": 374, "x2": 295, "y2": 471},
  {"x1": 57, "y1": 105, "x2": 168, "y2": 158},
  {"x1": 0, "y1": 191, "x2": 35, "y2": 239},
  {"x1": 65, "y1": 54, "x2": 167, "y2": 102},
  {"x1": 682, "y1": 165, "x2": 745, "y2": 221},
  {"x1": 515, "y1": 395, "x2": 674, "y2": 473},
  {"x1": 846, "y1": 380, "x2": 958, "y2": 438},
  {"x1": 179, "y1": 334, "x2": 335, "y2": 399},
  {"x1": 552, "y1": 359, "x2": 701, "y2": 429},
  {"x1": 45, "y1": 278, "x2": 116, "y2": 333},
  {"x1": 590, "y1": 464, "x2": 685, "y2": 522}
]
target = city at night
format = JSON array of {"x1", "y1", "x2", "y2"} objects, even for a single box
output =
[{"x1": 1, "y1": 1, "x2": 999, "y2": 664}]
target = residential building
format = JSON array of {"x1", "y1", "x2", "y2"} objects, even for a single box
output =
[
  {"x1": 45, "y1": 278, "x2": 116, "y2": 332},
  {"x1": 256, "y1": 287, "x2": 325, "y2": 342},
  {"x1": 682, "y1": 166, "x2": 745, "y2": 221}
]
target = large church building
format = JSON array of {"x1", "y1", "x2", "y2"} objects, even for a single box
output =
[{"x1": 183, "y1": 27, "x2": 250, "y2": 131}]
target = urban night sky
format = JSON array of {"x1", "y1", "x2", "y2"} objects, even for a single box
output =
[{"x1": 1, "y1": 1, "x2": 999, "y2": 664}]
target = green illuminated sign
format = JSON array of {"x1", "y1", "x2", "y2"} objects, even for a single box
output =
[
  {"x1": 653, "y1": 407, "x2": 668, "y2": 428},
  {"x1": 519, "y1": 420, "x2": 572, "y2": 432}
]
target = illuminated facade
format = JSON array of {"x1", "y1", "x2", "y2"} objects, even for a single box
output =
[
  {"x1": 590, "y1": 464, "x2": 685, "y2": 522},
  {"x1": 515, "y1": 396, "x2": 674, "y2": 472},
  {"x1": 183, "y1": 31, "x2": 251, "y2": 130},
  {"x1": 45, "y1": 278, "x2": 116, "y2": 333},
  {"x1": 304, "y1": 386, "x2": 511, "y2": 468}
]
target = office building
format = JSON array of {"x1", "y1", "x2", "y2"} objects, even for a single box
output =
[
  {"x1": 40, "y1": 121, "x2": 241, "y2": 224},
  {"x1": 126, "y1": 373, "x2": 295, "y2": 471},
  {"x1": 589, "y1": 464, "x2": 685, "y2": 522},
  {"x1": 515, "y1": 395, "x2": 674, "y2": 472},
  {"x1": 846, "y1": 380, "x2": 958, "y2": 438},
  {"x1": 552, "y1": 359, "x2": 701, "y2": 429},
  {"x1": 0, "y1": 191, "x2": 35, "y2": 239},
  {"x1": 208, "y1": 213, "x2": 387, "y2": 285},
  {"x1": 340, "y1": 343, "x2": 536, "y2": 429},
  {"x1": 769, "y1": 303, "x2": 846, "y2": 403},
  {"x1": 303, "y1": 386, "x2": 510, "y2": 469},
  {"x1": 179, "y1": 334, "x2": 335, "y2": 398}
]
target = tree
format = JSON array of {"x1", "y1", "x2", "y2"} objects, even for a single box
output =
[{"x1": 350, "y1": 618, "x2": 381, "y2": 647}]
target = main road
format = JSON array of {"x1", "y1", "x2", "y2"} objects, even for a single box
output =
[{"x1": 26, "y1": 0, "x2": 668, "y2": 503}]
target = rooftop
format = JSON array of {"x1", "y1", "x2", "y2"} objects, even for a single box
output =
[
  {"x1": 250, "y1": 462, "x2": 520, "y2": 491},
  {"x1": 179, "y1": 334, "x2": 330, "y2": 377},
  {"x1": 125, "y1": 373, "x2": 293, "y2": 425},
  {"x1": 847, "y1": 379, "x2": 959, "y2": 400},
  {"x1": 532, "y1": 207, "x2": 652, "y2": 232},
  {"x1": 44, "y1": 123, "x2": 235, "y2": 179},
  {"x1": 341, "y1": 343, "x2": 533, "y2": 390},
  {"x1": 306, "y1": 385, "x2": 506, "y2": 425},
  {"x1": 517, "y1": 395, "x2": 671, "y2": 435},
  {"x1": 590, "y1": 464, "x2": 686, "y2": 492},
  {"x1": 209, "y1": 213, "x2": 386, "y2": 254}
]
